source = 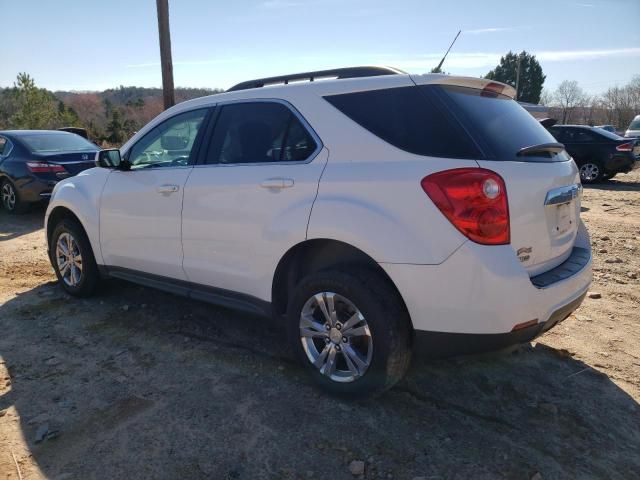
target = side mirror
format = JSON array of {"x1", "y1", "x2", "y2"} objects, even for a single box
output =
[{"x1": 95, "y1": 149, "x2": 122, "y2": 169}]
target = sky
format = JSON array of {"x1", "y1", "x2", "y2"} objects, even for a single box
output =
[{"x1": 2, "y1": 0, "x2": 639, "y2": 95}]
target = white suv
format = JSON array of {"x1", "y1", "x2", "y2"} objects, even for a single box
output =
[{"x1": 45, "y1": 67, "x2": 592, "y2": 396}]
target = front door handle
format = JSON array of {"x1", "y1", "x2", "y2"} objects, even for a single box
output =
[
  {"x1": 157, "y1": 184, "x2": 180, "y2": 194},
  {"x1": 260, "y1": 177, "x2": 294, "y2": 189}
]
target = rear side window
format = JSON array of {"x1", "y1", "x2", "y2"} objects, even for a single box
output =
[
  {"x1": 205, "y1": 102, "x2": 317, "y2": 164},
  {"x1": 434, "y1": 85, "x2": 560, "y2": 161},
  {"x1": 324, "y1": 87, "x2": 481, "y2": 159}
]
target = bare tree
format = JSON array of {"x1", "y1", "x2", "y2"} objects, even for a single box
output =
[
  {"x1": 553, "y1": 80, "x2": 586, "y2": 124},
  {"x1": 538, "y1": 88, "x2": 553, "y2": 107}
]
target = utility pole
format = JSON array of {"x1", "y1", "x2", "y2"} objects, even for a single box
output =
[
  {"x1": 515, "y1": 52, "x2": 522, "y2": 101},
  {"x1": 156, "y1": 0, "x2": 175, "y2": 109}
]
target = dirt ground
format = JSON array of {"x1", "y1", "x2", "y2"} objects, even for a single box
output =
[{"x1": 1, "y1": 171, "x2": 639, "y2": 480}]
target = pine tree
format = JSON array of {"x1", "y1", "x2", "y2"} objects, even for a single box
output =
[{"x1": 485, "y1": 51, "x2": 546, "y2": 104}]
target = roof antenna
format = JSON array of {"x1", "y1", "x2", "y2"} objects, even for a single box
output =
[{"x1": 433, "y1": 30, "x2": 461, "y2": 73}]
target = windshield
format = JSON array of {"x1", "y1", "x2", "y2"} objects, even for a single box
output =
[
  {"x1": 20, "y1": 133, "x2": 96, "y2": 153},
  {"x1": 628, "y1": 118, "x2": 640, "y2": 130}
]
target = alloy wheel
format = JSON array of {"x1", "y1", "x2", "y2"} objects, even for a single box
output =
[
  {"x1": 579, "y1": 163, "x2": 600, "y2": 182},
  {"x1": 56, "y1": 232, "x2": 83, "y2": 287},
  {"x1": 1, "y1": 183, "x2": 16, "y2": 211},
  {"x1": 299, "y1": 292, "x2": 373, "y2": 383}
]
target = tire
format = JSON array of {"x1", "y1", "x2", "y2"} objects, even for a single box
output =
[
  {"x1": 1, "y1": 179, "x2": 29, "y2": 214},
  {"x1": 578, "y1": 160, "x2": 604, "y2": 184},
  {"x1": 287, "y1": 268, "x2": 412, "y2": 397},
  {"x1": 49, "y1": 218, "x2": 100, "y2": 297}
]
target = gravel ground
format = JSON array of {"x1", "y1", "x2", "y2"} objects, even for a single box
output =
[{"x1": 1, "y1": 170, "x2": 639, "y2": 480}]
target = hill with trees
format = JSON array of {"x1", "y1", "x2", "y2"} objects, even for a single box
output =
[{"x1": 0, "y1": 73, "x2": 222, "y2": 145}]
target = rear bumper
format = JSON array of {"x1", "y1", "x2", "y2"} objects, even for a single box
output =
[
  {"x1": 414, "y1": 291, "x2": 586, "y2": 358},
  {"x1": 16, "y1": 177, "x2": 57, "y2": 203},
  {"x1": 603, "y1": 153, "x2": 638, "y2": 174},
  {"x1": 380, "y1": 220, "x2": 592, "y2": 353}
]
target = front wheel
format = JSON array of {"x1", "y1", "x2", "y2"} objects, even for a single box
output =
[
  {"x1": 287, "y1": 269, "x2": 412, "y2": 397},
  {"x1": 578, "y1": 161, "x2": 604, "y2": 184},
  {"x1": 50, "y1": 219, "x2": 100, "y2": 297}
]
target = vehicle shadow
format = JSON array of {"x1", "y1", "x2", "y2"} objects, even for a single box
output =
[
  {"x1": 0, "y1": 204, "x2": 47, "y2": 242},
  {"x1": 584, "y1": 178, "x2": 640, "y2": 192},
  {"x1": 1, "y1": 282, "x2": 639, "y2": 479}
]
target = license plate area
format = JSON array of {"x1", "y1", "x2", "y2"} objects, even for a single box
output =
[{"x1": 554, "y1": 202, "x2": 574, "y2": 236}]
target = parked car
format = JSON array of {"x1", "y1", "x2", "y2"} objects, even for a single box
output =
[
  {"x1": 45, "y1": 67, "x2": 593, "y2": 396},
  {"x1": 545, "y1": 123, "x2": 640, "y2": 183},
  {"x1": 0, "y1": 130, "x2": 99, "y2": 213},
  {"x1": 625, "y1": 115, "x2": 640, "y2": 138}
]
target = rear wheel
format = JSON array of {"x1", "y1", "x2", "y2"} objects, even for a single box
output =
[
  {"x1": 50, "y1": 219, "x2": 100, "y2": 297},
  {"x1": 287, "y1": 268, "x2": 412, "y2": 397},
  {"x1": 1, "y1": 179, "x2": 28, "y2": 214},
  {"x1": 578, "y1": 161, "x2": 604, "y2": 184}
]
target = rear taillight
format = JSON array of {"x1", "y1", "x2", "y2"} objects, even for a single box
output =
[
  {"x1": 26, "y1": 162, "x2": 67, "y2": 174},
  {"x1": 421, "y1": 168, "x2": 510, "y2": 245},
  {"x1": 616, "y1": 142, "x2": 634, "y2": 152}
]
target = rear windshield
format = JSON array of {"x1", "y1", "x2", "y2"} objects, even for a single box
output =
[
  {"x1": 324, "y1": 84, "x2": 564, "y2": 161},
  {"x1": 20, "y1": 133, "x2": 96, "y2": 153},
  {"x1": 594, "y1": 128, "x2": 623, "y2": 140},
  {"x1": 433, "y1": 85, "x2": 560, "y2": 161}
]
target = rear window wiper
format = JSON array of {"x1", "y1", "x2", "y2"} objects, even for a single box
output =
[{"x1": 516, "y1": 142, "x2": 565, "y2": 157}]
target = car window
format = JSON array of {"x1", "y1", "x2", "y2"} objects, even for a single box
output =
[
  {"x1": 18, "y1": 133, "x2": 95, "y2": 153},
  {"x1": 128, "y1": 108, "x2": 208, "y2": 170},
  {"x1": 565, "y1": 129, "x2": 596, "y2": 143},
  {"x1": 0, "y1": 137, "x2": 6, "y2": 156},
  {"x1": 205, "y1": 102, "x2": 317, "y2": 165},
  {"x1": 548, "y1": 127, "x2": 566, "y2": 142},
  {"x1": 324, "y1": 86, "x2": 481, "y2": 159}
]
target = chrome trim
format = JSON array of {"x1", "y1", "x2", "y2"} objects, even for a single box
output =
[
  {"x1": 39, "y1": 192, "x2": 52, "y2": 198},
  {"x1": 194, "y1": 98, "x2": 324, "y2": 168},
  {"x1": 49, "y1": 159, "x2": 96, "y2": 165},
  {"x1": 544, "y1": 184, "x2": 581, "y2": 206}
]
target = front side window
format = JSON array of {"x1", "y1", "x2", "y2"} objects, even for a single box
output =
[
  {"x1": 0, "y1": 137, "x2": 6, "y2": 156},
  {"x1": 205, "y1": 102, "x2": 317, "y2": 165},
  {"x1": 127, "y1": 108, "x2": 208, "y2": 170}
]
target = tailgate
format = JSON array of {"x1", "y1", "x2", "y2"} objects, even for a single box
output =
[{"x1": 477, "y1": 159, "x2": 581, "y2": 275}]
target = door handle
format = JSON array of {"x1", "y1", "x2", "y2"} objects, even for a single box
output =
[
  {"x1": 260, "y1": 177, "x2": 294, "y2": 189},
  {"x1": 157, "y1": 184, "x2": 180, "y2": 194}
]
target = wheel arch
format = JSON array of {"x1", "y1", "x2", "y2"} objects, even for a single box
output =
[{"x1": 271, "y1": 238, "x2": 412, "y2": 327}]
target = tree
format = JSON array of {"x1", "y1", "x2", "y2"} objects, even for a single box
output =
[
  {"x1": 8, "y1": 73, "x2": 58, "y2": 129},
  {"x1": 554, "y1": 80, "x2": 586, "y2": 124},
  {"x1": 485, "y1": 51, "x2": 546, "y2": 104},
  {"x1": 106, "y1": 108, "x2": 125, "y2": 144}
]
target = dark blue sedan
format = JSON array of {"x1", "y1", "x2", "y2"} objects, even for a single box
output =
[{"x1": 0, "y1": 130, "x2": 99, "y2": 213}]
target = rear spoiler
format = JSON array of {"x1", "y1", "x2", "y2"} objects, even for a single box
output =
[{"x1": 410, "y1": 74, "x2": 517, "y2": 99}]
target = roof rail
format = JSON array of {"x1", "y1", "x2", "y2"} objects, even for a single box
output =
[{"x1": 227, "y1": 66, "x2": 405, "y2": 92}]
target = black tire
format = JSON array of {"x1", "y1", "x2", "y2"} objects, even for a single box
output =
[
  {"x1": 287, "y1": 268, "x2": 412, "y2": 398},
  {"x1": 49, "y1": 218, "x2": 100, "y2": 297},
  {"x1": 578, "y1": 160, "x2": 604, "y2": 184},
  {"x1": 1, "y1": 179, "x2": 29, "y2": 214}
]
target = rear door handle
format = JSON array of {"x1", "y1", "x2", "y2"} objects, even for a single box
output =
[
  {"x1": 260, "y1": 177, "x2": 294, "y2": 189},
  {"x1": 157, "y1": 184, "x2": 180, "y2": 194}
]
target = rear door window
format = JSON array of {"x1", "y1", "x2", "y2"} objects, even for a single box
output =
[
  {"x1": 324, "y1": 87, "x2": 481, "y2": 159},
  {"x1": 205, "y1": 102, "x2": 317, "y2": 164}
]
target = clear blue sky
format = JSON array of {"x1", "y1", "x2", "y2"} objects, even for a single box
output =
[{"x1": 2, "y1": 0, "x2": 639, "y2": 94}]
